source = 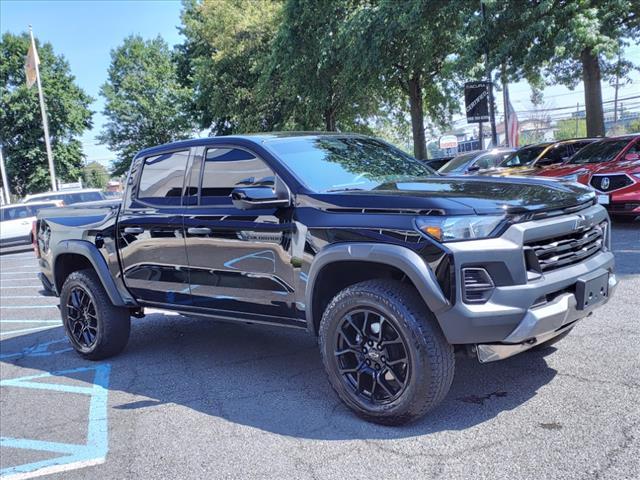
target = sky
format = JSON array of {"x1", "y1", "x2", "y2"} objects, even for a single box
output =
[{"x1": 1, "y1": 0, "x2": 640, "y2": 169}]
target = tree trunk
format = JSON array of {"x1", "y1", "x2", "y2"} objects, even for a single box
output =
[
  {"x1": 407, "y1": 75, "x2": 427, "y2": 160},
  {"x1": 581, "y1": 48, "x2": 605, "y2": 137},
  {"x1": 323, "y1": 108, "x2": 336, "y2": 131}
]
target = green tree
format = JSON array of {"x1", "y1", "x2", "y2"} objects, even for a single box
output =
[
  {"x1": 344, "y1": 0, "x2": 469, "y2": 159},
  {"x1": 265, "y1": 0, "x2": 378, "y2": 132},
  {"x1": 178, "y1": 0, "x2": 284, "y2": 134},
  {"x1": 99, "y1": 35, "x2": 195, "y2": 175},
  {"x1": 82, "y1": 161, "x2": 109, "y2": 189},
  {"x1": 555, "y1": 118, "x2": 587, "y2": 140},
  {"x1": 0, "y1": 32, "x2": 93, "y2": 196},
  {"x1": 475, "y1": 0, "x2": 640, "y2": 137}
]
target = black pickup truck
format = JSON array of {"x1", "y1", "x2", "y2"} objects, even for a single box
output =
[{"x1": 35, "y1": 133, "x2": 617, "y2": 425}]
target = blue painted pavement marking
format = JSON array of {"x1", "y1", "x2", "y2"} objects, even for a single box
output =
[
  {"x1": 0, "y1": 364, "x2": 111, "y2": 478},
  {"x1": 0, "y1": 337, "x2": 71, "y2": 360}
]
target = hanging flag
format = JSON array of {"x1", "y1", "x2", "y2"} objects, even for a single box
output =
[
  {"x1": 25, "y1": 42, "x2": 39, "y2": 88},
  {"x1": 507, "y1": 99, "x2": 519, "y2": 147}
]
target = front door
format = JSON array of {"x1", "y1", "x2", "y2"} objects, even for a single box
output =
[
  {"x1": 118, "y1": 149, "x2": 192, "y2": 306},
  {"x1": 183, "y1": 146, "x2": 300, "y2": 326}
]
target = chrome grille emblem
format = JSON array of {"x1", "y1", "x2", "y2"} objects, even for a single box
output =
[{"x1": 601, "y1": 177, "x2": 610, "y2": 190}]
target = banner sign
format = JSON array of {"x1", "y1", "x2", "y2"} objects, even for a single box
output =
[
  {"x1": 439, "y1": 135, "x2": 458, "y2": 150},
  {"x1": 464, "y1": 81, "x2": 491, "y2": 123}
]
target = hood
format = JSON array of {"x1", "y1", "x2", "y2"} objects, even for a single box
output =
[
  {"x1": 475, "y1": 166, "x2": 541, "y2": 177},
  {"x1": 308, "y1": 176, "x2": 595, "y2": 215}
]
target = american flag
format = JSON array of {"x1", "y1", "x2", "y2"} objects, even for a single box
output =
[{"x1": 506, "y1": 99, "x2": 519, "y2": 147}]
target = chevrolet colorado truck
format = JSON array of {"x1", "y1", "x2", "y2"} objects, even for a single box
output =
[{"x1": 34, "y1": 133, "x2": 617, "y2": 425}]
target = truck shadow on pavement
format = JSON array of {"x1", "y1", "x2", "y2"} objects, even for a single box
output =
[{"x1": 0, "y1": 316, "x2": 558, "y2": 440}]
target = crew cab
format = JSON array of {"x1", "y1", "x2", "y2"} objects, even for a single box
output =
[{"x1": 34, "y1": 133, "x2": 617, "y2": 425}]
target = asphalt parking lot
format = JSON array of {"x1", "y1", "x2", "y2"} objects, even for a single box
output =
[{"x1": 1, "y1": 223, "x2": 639, "y2": 480}]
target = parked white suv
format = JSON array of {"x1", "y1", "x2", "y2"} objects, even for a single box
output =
[
  {"x1": 22, "y1": 188, "x2": 105, "y2": 205},
  {"x1": 0, "y1": 201, "x2": 62, "y2": 248}
]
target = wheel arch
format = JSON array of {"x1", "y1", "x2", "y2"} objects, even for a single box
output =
[
  {"x1": 53, "y1": 240, "x2": 136, "y2": 307},
  {"x1": 305, "y1": 243, "x2": 450, "y2": 335}
]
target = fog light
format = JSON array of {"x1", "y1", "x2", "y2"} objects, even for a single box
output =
[{"x1": 462, "y1": 268, "x2": 495, "y2": 304}]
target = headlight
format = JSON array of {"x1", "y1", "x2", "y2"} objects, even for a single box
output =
[{"x1": 415, "y1": 215, "x2": 505, "y2": 242}]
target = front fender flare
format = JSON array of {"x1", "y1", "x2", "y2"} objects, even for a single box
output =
[
  {"x1": 305, "y1": 242, "x2": 450, "y2": 333},
  {"x1": 54, "y1": 239, "x2": 136, "y2": 307}
]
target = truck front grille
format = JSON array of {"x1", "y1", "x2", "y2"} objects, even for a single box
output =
[{"x1": 525, "y1": 223, "x2": 605, "y2": 273}]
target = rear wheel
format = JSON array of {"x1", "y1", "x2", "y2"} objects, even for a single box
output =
[
  {"x1": 319, "y1": 279, "x2": 454, "y2": 425},
  {"x1": 60, "y1": 269, "x2": 131, "y2": 360}
]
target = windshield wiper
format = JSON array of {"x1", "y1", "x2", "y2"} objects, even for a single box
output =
[{"x1": 325, "y1": 187, "x2": 368, "y2": 192}]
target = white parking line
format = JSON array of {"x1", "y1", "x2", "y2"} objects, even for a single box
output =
[
  {"x1": 0, "y1": 305, "x2": 57, "y2": 309},
  {"x1": 0, "y1": 325, "x2": 60, "y2": 336}
]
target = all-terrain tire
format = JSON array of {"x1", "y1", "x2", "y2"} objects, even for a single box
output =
[
  {"x1": 60, "y1": 268, "x2": 131, "y2": 360},
  {"x1": 318, "y1": 279, "x2": 454, "y2": 425}
]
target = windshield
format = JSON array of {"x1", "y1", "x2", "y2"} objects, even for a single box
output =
[
  {"x1": 500, "y1": 145, "x2": 547, "y2": 167},
  {"x1": 438, "y1": 152, "x2": 478, "y2": 173},
  {"x1": 267, "y1": 137, "x2": 435, "y2": 192},
  {"x1": 568, "y1": 139, "x2": 629, "y2": 164}
]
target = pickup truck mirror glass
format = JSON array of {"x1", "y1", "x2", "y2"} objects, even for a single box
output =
[{"x1": 231, "y1": 186, "x2": 290, "y2": 210}]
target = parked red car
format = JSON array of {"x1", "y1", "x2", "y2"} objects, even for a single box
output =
[
  {"x1": 587, "y1": 155, "x2": 640, "y2": 222},
  {"x1": 538, "y1": 134, "x2": 639, "y2": 181},
  {"x1": 539, "y1": 134, "x2": 639, "y2": 222}
]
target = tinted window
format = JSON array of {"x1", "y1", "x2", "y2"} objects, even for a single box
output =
[
  {"x1": 569, "y1": 139, "x2": 632, "y2": 164},
  {"x1": 438, "y1": 152, "x2": 477, "y2": 173},
  {"x1": 501, "y1": 145, "x2": 548, "y2": 167},
  {"x1": 24, "y1": 194, "x2": 63, "y2": 203},
  {"x1": 138, "y1": 151, "x2": 189, "y2": 205},
  {"x1": 474, "y1": 152, "x2": 503, "y2": 170},
  {"x1": 267, "y1": 137, "x2": 434, "y2": 192},
  {"x1": 200, "y1": 148, "x2": 274, "y2": 205},
  {"x1": 0, "y1": 206, "x2": 30, "y2": 221}
]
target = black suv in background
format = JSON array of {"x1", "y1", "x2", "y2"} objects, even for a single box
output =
[{"x1": 35, "y1": 133, "x2": 616, "y2": 424}]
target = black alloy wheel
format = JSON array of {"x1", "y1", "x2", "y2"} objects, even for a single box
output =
[
  {"x1": 334, "y1": 308, "x2": 410, "y2": 405},
  {"x1": 66, "y1": 286, "x2": 99, "y2": 349}
]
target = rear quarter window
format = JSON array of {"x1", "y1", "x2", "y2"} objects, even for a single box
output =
[{"x1": 137, "y1": 150, "x2": 190, "y2": 206}]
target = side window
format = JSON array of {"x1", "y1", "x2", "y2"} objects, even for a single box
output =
[
  {"x1": 138, "y1": 150, "x2": 189, "y2": 206},
  {"x1": 200, "y1": 148, "x2": 274, "y2": 205},
  {"x1": 474, "y1": 154, "x2": 492, "y2": 170}
]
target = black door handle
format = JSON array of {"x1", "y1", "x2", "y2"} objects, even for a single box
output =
[
  {"x1": 123, "y1": 227, "x2": 144, "y2": 235},
  {"x1": 187, "y1": 227, "x2": 212, "y2": 235}
]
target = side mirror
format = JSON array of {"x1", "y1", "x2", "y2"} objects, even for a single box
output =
[
  {"x1": 624, "y1": 153, "x2": 640, "y2": 161},
  {"x1": 231, "y1": 186, "x2": 290, "y2": 210},
  {"x1": 466, "y1": 164, "x2": 480, "y2": 172}
]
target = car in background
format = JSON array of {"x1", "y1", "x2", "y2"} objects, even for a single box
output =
[
  {"x1": 423, "y1": 157, "x2": 453, "y2": 171},
  {"x1": 438, "y1": 148, "x2": 515, "y2": 175},
  {"x1": 537, "y1": 134, "x2": 639, "y2": 185},
  {"x1": 586, "y1": 153, "x2": 640, "y2": 223},
  {"x1": 478, "y1": 138, "x2": 598, "y2": 177},
  {"x1": 22, "y1": 188, "x2": 106, "y2": 205},
  {"x1": 0, "y1": 201, "x2": 62, "y2": 248}
]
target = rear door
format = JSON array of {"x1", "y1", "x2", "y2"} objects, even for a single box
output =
[
  {"x1": 117, "y1": 149, "x2": 192, "y2": 306},
  {"x1": 183, "y1": 145, "x2": 299, "y2": 324}
]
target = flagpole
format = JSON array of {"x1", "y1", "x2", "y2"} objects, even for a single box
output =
[
  {"x1": 29, "y1": 25, "x2": 57, "y2": 192},
  {"x1": 501, "y1": 64, "x2": 510, "y2": 147}
]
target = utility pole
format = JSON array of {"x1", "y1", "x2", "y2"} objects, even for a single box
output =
[
  {"x1": 0, "y1": 146, "x2": 10, "y2": 204},
  {"x1": 502, "y1": 64, "x2": 510, "y2": 147},
  {"x1": 28, "y1": 26, "x2": 57, "y2": 191},
  {"x1": 481, "y1": 1, "x2": 498, "y2": 147}
]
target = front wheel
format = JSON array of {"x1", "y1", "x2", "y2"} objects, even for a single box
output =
[
  {"x1": 60, "y1": 269, "x2": 131, "y2": 360},
  {"x1": 318, "y1": 280, "x2": 455, "y2": 425}
]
